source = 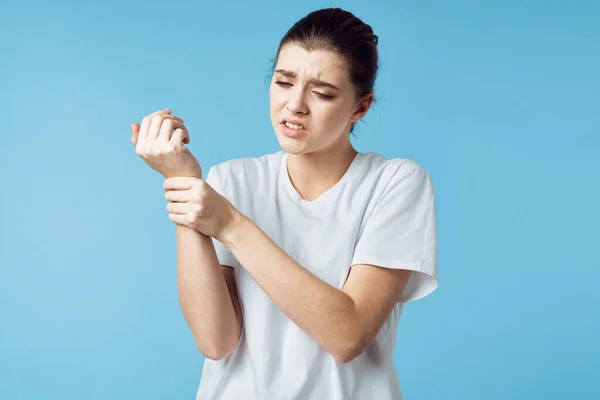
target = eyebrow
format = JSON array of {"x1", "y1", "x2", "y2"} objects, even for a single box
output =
[{"x1": 275, "y1": 69, "x2": 340, "y2": 91}]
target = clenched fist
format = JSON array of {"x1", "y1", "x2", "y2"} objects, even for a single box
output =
[{"x1": 131, "y1": 109, "x2": 202, "y2": 178}]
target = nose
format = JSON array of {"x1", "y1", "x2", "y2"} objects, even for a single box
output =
[{"x1": 286, "y1": 87, "x2": 309, "y2": 115}]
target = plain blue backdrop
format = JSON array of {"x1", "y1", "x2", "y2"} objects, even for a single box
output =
[{"x1": 1, "y1": 0, "x2": 598, "y2": 399}]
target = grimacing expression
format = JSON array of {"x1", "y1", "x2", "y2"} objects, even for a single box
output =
[{"x1": 270, "y1": 43, "x2": 371, "y2": 154}]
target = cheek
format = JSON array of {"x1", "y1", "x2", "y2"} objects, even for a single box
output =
[
  {"x1": 316, "y1": 104, "x2": 348, "y2": 129},
  {"x1": 269, "y1": 90, "x2": 285, "y2": 127},
  {"x1": 269, "y1": 87, "x2": 284, "y2": 111}
]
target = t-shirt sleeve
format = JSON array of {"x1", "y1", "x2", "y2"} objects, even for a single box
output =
[
  {"x1": 205, "y1": 166, "x2": 240, "y2": 269},
  {"x1": 350, "y1": 168, "x2": 438, "y2": 302}
]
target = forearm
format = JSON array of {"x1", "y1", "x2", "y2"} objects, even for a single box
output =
[
  {"x1": 176, "y1": 224, "x2": 241, "y2": 359},
  {"x1": 221, "y1": 213, "x2": 359, "y2": 361}
]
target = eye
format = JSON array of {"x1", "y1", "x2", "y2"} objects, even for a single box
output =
[
  {"x1": 275, "y1": 81, "x2": 292, "y2": 87},
  {"x1": 315, "y1": 92, "x2": 335, "y2": 100}
]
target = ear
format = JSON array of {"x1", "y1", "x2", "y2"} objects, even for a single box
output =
[{"x1": 350, "y1": 94, "x2": 374, "y2": 123}]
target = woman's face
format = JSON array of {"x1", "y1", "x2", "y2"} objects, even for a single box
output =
[{"x1": 269, "y1": 43, "x2": 371, "y2": 155}]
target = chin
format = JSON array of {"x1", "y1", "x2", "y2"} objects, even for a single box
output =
[
  {"x1": 273, "y1": 126, "x2": 305, "y2": 152},
  {"x1": 276, "y1": 138, "x2": 307, "y2": 155}
]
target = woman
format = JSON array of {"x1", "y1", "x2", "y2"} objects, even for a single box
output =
[{"x1": 131, "y1": 8, "x2": 438, "y2": 400}]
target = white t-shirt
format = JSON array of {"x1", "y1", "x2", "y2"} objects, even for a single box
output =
[{"x1": 196, "y1": 150, "x2": 438, "y2": 400}]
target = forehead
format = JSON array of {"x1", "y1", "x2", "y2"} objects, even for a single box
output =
[{"x1": 275, "y1": 43, "x2": 349, "y2": 84}]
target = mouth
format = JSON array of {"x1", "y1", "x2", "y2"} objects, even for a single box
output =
[
  {"x1": 280, "y1": 119, "x2": 307, "y2": 138},
  {"x1": 281, "y1": 119, "x2": 306, "y2": 131}
]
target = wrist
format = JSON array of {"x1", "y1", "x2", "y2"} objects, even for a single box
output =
[
  {"x1": 218, "y1": 206, "x2": 247, "y2": 247},
  {"x1": 163, "y1": 168, "x2": 202, "y2": 179}
]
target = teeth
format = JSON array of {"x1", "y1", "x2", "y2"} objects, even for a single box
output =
[{"x1": 285, "y1": 121, "x2": 305, "y2": 130}]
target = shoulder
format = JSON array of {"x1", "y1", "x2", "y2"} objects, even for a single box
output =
[{"x1": 360, "y1": 152, "x2": 432, "y2": 187}]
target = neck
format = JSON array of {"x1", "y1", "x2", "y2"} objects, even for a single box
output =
[{"x1": 285, "y1": 141, "x2": 358, "y2": 201}]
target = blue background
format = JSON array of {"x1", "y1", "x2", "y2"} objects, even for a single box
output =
[{"x1": 1, "y1": 0, "x2": 598, "y2": 399}]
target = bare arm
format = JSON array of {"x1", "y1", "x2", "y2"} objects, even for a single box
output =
[
  {"x1": 221, "y1": 213, "x2": 411, "y2": 363},
  {"x1": 176, "y1": 224, "x2": 243, "y2": 360},
  {"x1": 129, "y1": 109, "x2": 242, "y2": 360}
]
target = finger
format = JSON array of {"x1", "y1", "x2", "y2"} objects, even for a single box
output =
[
  {"x1": 160, "y1": 114, "x2": 184, "y2": 124},
  {"x1": 131, "y1": 123, "x2": 140, "y2": 145},
  {"x1": 163, "y1": 176, "x2": 197, "y2": 190},
  {"x1": 157, "y1": 119, "x2": 186, "y2": 145},
  {"x1": 165, "y1": 189, "x2": 192, "y2": 202},
  {"x1": 168, "y1": 213, "x2": 189, "y2": 226},
  {"x1": 170, "y1": 127, "x2": 190, "y2": 145},
  {"x1": 140, "y1": 109, "x2": 172, "y2": 141},
  {"x1": 146, "y1": 115, "x2": 164, "y2": 146},
  {"x1": 147, "y1": 115, "x2": 185, "y2": 149},
  {"x1": 166, "y1": 201, "x2": 190, "y2": 214}
]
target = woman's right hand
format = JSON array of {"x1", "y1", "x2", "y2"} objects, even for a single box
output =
[{"x1": 131, "y1": 109, "x2": 203, "y2": 179}]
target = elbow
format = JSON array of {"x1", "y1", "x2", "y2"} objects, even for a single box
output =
[
  {"x1": 198, "y1": 343, "x2": 235, "y2": 361},
  {"x1": 333, "y1": 351, "x2": 357, "y2": 364},
  {"x1": 201, "y1": 349, "x2": 230, "y2": 361},
  {"x1": 332, "y1": 334, "x2": 367, "y2": 364},
  {"x1": 333, "y1": 346, "x2": 362, "y2": 364},
  {"x1": 196, "y1": 335, "x2": 240, "y2": 361},
  {"x1": 195, "y1": 318, "x2": 243, "y2": 361}
]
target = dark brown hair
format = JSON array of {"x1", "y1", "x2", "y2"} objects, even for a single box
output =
[{"x1": 271, "y1": 8, "x2": 379, "y2": 134}]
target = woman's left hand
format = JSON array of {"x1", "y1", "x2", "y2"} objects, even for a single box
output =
[{"x1": 163, "y1": 176, "x2": 239, "y2": 241}]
